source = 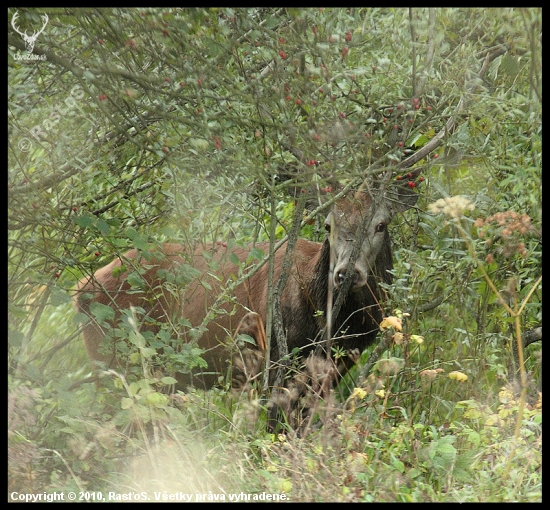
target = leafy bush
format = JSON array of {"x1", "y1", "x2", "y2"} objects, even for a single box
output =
[{"x1": 9, "y1": 7, "x2": 540, "y2": 502}]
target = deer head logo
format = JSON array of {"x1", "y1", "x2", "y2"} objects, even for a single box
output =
[{"x1": 11, "y1": 11, "x2": 49, "y2": 53}]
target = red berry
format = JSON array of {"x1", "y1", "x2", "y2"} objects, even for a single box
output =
[
  {"x1": 408, "y1": 181, "x2": 416, "y2": 188},
  {"x1": 95, "y1": 251, "x2": 101, "y2": 256},
  {"x1": 345, "y1": 31, "x2": 352, "y2": 42},
  {"x1": 165, "y1": 77, "x2": 170, "y2": 82},
  {"x1": 72, "y1": 206, "x2": 78, "y2": 212},
  {"x1": 295, "y1": 99, "x2": 302, "y2": 105},
  {"x1": 398, "y1": 142, "x2": 403, "y2": 147},
  {"x1": 98, "y1": 39, "x2": 104, "y2": 45},
  {"x1": 279, "y1": 51, "x2": 287, "y2": 59},
  {"x1": 341, "y1": 47, "x2": 349, "y2": 58},
  {"x1": 433, "y1": 153, "x2": 439, "y2": 158}
]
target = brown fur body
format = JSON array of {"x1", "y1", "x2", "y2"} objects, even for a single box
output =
[{"x1": 75, "y1": 186, "x2": 418, "y2": 399}]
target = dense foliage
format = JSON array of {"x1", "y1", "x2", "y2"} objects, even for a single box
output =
[{"x1": 8, "y1": 8, "x2": 541, "y2": 502}]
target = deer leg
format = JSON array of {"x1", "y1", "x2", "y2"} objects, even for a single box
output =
[{"x1": 230, "y1": 312, "x2": 266, "y2": 391}]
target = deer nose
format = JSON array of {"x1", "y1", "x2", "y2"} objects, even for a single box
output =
[{"x1": 335, "y1": 268, "x2": 362, "y2": 289}]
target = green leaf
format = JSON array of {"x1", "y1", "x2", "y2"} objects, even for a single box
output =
[
  {"x1": 139, "y1": 347, "x2": 156, "y2": 359},
  {"x1": 89, "y1": 302, "x2": 115, "y2": 323},
  {"x1": 121, "y1": 397, "x2": 134, "y2": 409},
  {"x1": 390, "y1": 454, "x2": 405, "y2": 473},
  {"x1": 248, "y1": 247, "x2": 266, "y2": 261},
  {"x1": 50, "y1": 288, "x2": 71, "y2": 306},
  {"x1": 501, "y1": 55, "x2": 519, "y2": 76},
  {"x1": 236, "y1": 333, "x2": 255, "y2": 346},
  {"x1": 129, "y1": 330, "x2": 146, "y2": 348},
  {"x1": 160, "y1": 376, "x2": 178, "y2": 385},
  {"x1": 125, "y1": 228, "x2": 149, "y2": 250},
  {"x1": 73, "y1": 213, "x2": 96, "y2": 229},
  {"x1": 436, "y1": 443, "x2": 457, "y2": 456},
  {"x1": 146, "y1": 391, "x2": 169, "y2": 407},
  {"x1": 96, "y1": 218, "x2": 111, "y2": 235},
  {"x1": 126, "y1": 271, "x2": 145, "y2": 289}
]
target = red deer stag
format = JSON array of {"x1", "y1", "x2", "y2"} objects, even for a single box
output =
[{"x1": 74, "y1": 170, "x2": 420, "y2": 421}]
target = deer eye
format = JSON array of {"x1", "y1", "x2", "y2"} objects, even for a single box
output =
[
  {"x1": 375, "y1": 222, "x2": 386, "y2": 233},
  {"x1": 324, "y1": 223, "x2": 331, "y2": 233}
]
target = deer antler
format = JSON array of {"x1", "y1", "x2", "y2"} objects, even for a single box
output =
[
  {"x1": 37, "y1": 13, "x2": 49, "y2": 37},
  {"x1": 11, "y1": 12, "x2": 24, "y2": 37}
]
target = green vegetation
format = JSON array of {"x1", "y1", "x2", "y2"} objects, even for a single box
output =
[{"x1": 8, "y1": 8, "x2": 541, "y2": 502}]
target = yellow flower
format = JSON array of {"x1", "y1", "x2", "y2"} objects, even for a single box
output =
[
  {"x1": 448, "y1": 371, "x2": 468, "y2": 382},
  {"x1": 410, "y1": 334, "x2": 424, "y2": 344},
  {"x1": 380, "y1": 316, "x2": 402, "y2": 331},
  {"x1": 428, "y1": 196, "x2": 475, "y2": 218},
  {"x1": 393, "y1": 332, "x2": 404, "y2": 345},
  {"x1": 498, "y1": 388, "x2": 515, "y2": 404},
  {"x1": 350, "y1": 387, "x2": 367, "y2": 400}
]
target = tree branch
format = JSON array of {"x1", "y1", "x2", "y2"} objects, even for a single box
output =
[{"x1": 396, "y1": 45, "x2": 509, "y2": 170}]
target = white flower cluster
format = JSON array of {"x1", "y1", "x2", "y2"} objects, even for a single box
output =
[{"x1": 428, "y1": 196, "x2": 475, "y2": 218}]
